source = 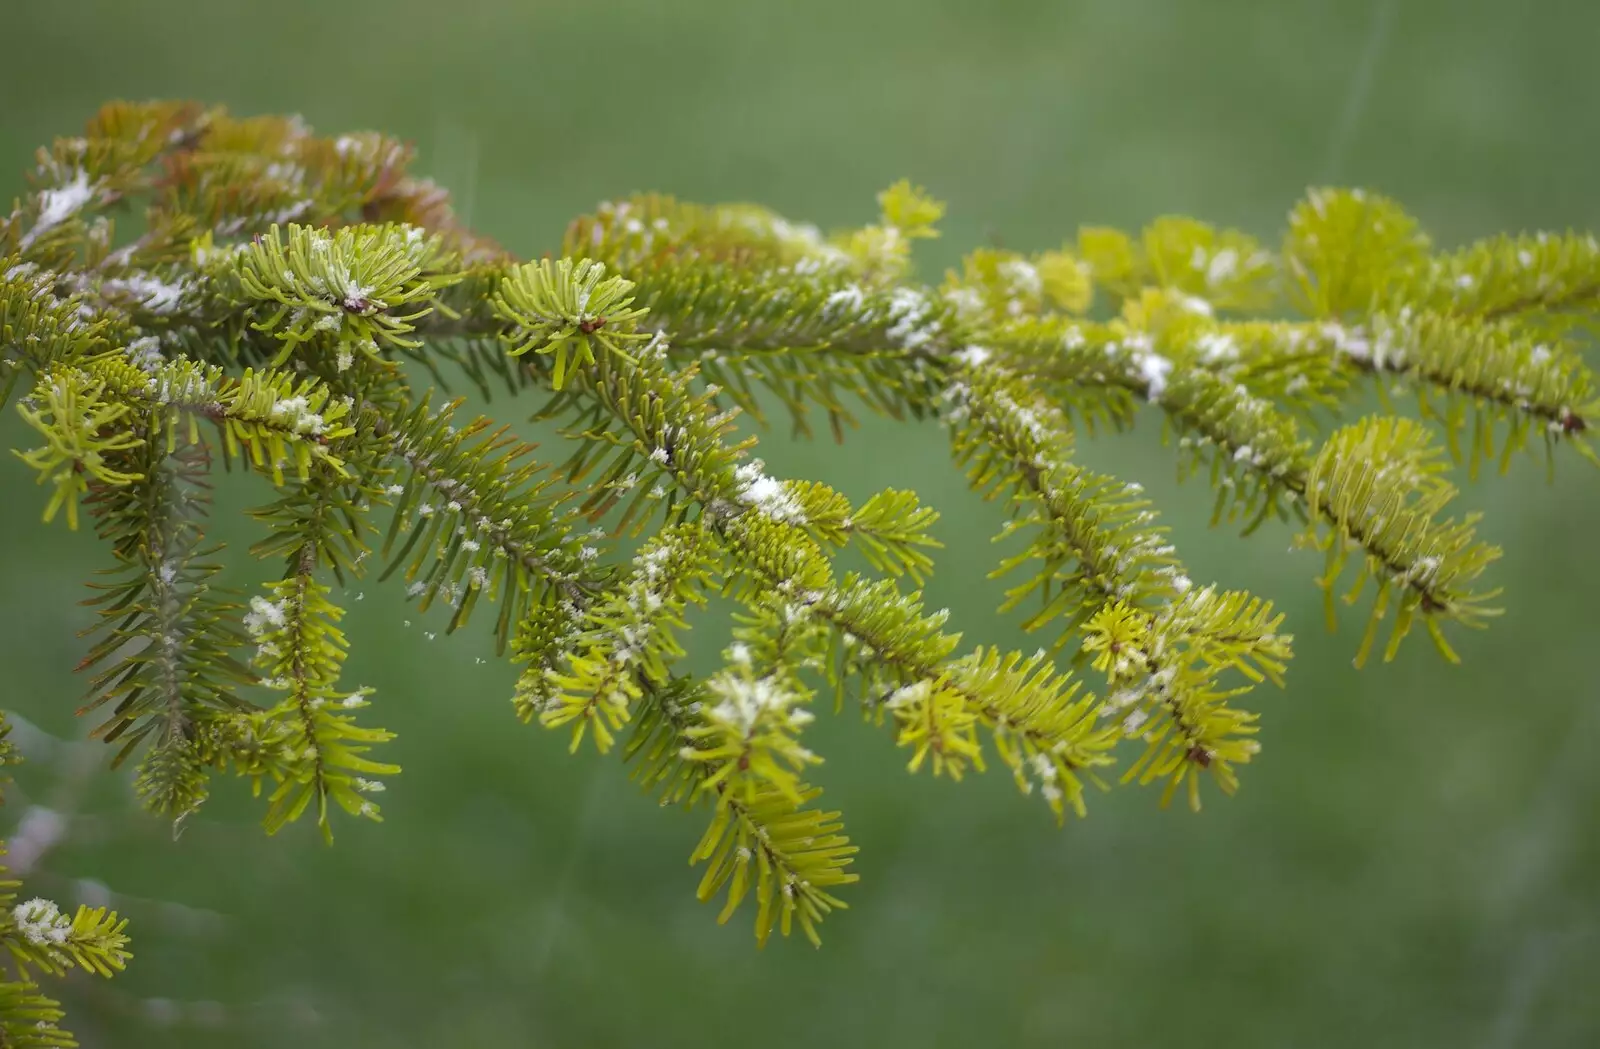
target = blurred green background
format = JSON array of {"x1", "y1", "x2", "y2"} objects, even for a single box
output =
[{"x1": 5, "y1": 1, "x2": 1600, "y2": 1046}]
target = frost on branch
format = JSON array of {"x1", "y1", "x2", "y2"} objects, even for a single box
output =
[{"x1": 1, "y1": 101, "x2": 1597, "y2": 1004}]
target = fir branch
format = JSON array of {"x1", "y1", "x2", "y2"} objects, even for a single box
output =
[
  {"x1": 622, "y1": 676, "x2": 857, "y2": 948},
  {"x1": 1283, "y1": 188, "x2": 1430, "y2": 319},
  {"x1": 553, "y1": 352, "x2": 1134, "y2": 816},
  {"x1": 515, "y1": 524, "x2": 717, "y2": 752},
  {"x1": 0, "y1": 266, "x2": 113, "y2": 410},
  {"x1": 1077, "y1": 215, "x2": 1278, "y2": 313},
  {"x1": 372, "y1": 398, "x2": 608, "y2": 651},
  {"x1": 9, "y1": 100, "x2": 1600, "y2": 976},
  {"x1": 635, "y1": 258, "x2": 958, "y2": 432},
  {"x1": 235, "y1": 543, "x2": 397, "y2": 842},
  {"x1": 0, "y1": 978, "x2": 75, "y2": 1048},
  {"x1": 689, "y1": 780, "x2": 857, "y2": 949},
  {"x1": 1300, "y1": 416, "x2": 1502, "y2": 665},
  {"x1": 490, "y1": 257, "x2": 650, "y2": 388},
  {"x1": 0, "y1": 845, "x2": 131, "y2": 1048},
  {"x1": 68, "y1": 405, "x2": 251, "y2": 822},
  {"x1": 938, "y1": 358, "x2": 1276, "y2": 805},
  {"x1": 991, "y1": 313, "x2": 1516, "y2": 667},
  {"x1": 1426, "y1": 230, "x2": 1600, "y2": 324},
  {"x1": 941, "y1": 357, "x2": 1188, "y2": 621},
  {"x1": 1322, "y1": 312, "x2": 1599, "y2": 473},
  {"x1": 220, "y1": 221, "x2": 461, "y2": 370}
]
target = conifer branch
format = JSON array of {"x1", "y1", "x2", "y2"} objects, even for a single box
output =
[
  {"x1": 1427, "y1": 231, "x2": 1600, "y2": 324},
  {"x1": 621, "y1": 674, "x2": 857, "y2": 948},
  {"x1": 0, "y1": 766, "x2": 132, "y2": 1048},
  {"x1": 371, "y1": 398, "x2": 607, "y2": 650},
  {"x1": 937, "y1": 357, "x2": 1275, "y2": 804},
  {"x1": 230, "y1": 548, "x2": 397, "y2": 842},
  {"x1": 3, "y1": 101, "x2": 1598, "y2": 1008},
  {"x1": 1321, "y1": 313, "x2": 1598, "y2": 473},
  {"x1": 514, "y1": 524, "x2": 717, "y2": 752},
  {"x1": 985, "y1": 307, "x2": 1516, "y2": 668}
]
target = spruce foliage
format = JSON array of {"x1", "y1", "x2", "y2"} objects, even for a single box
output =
[{"x1": 2, "y1": 100, "x2": 1597, "y2": 1033}]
